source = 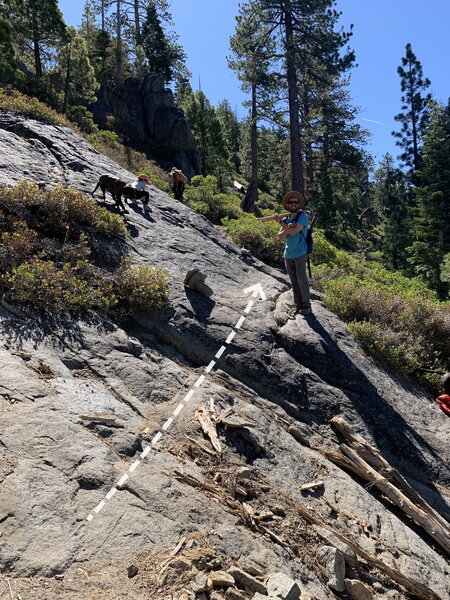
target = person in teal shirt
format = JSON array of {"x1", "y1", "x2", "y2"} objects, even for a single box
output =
[{"x1": 275, "y1": 191, "x2": 312, "y2": 317}]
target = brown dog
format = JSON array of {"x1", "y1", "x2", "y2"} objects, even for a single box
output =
[{"x1": 91, "y1": 175, "x2": 128, "y2": 213}]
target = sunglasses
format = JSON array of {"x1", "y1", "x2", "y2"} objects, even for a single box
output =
[{"x1": 287, "y1": 200, "x2": 300, "y2": 205}]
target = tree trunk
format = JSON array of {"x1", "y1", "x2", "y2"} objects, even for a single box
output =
[
  {"x1": 115, "y1": 0, "x2": 123, "y2": 80},
  {"x1": 283, "y1": 8, "x2": 304, "y2": 194},
  {"x1": 133, "y1": 0, "x2": 141, "y2": 46},
  {"x1": 249, "y1": 81, "x2": 259, "y2": 207},
  {"x1": 34, "y1": 39, "x2": 42, "y2": 77},
  {"x1": 62, "y1": 45, "x2": 71, "y2": 114}
]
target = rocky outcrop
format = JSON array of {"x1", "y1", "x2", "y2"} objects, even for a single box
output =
[
  {"x1": 0, "y1": 112, "x2": 449, "y2": 600},
  {"x1": 89, "y1": 75, "x2": 201, "y2": 177}
]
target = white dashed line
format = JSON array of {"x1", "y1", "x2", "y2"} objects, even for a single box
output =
[
  {"x1": 94, "y1": 500, "x2": 106, "y2": 513},
  {"x1": 183, "y1": 389, "x2": 195, "y2": 403},
  {"x1": 225, "y1": 331, "x2": 236, "y2": 344},
  {"x1": 162, "y1": 417, "x2": 174, "y2": 431},
  {"x1": 84, "y1": 283, "x2": 266, "y2": 522},
  {"x1": 244, "y1": 300, "x2": 254, "y2": 313},
  {"x1": 215, "y1": 345, "x2": 226, "y2": 359},
  {"x1": 129, "y1": 460, "x2": 141, "y2": 473},
  {"x1": 194, "y1": 375, "x2": 205, "y2": 387},
  {"x1": 141, "y1": 446, "x2": 151, "y2": 459},
  {"x1": 235, "y1": 316, "x2": 246, "y2": 329},
  {"x1": 106, "y1": 487, "x2": 118, "y2": 500},
  {"x1": 173, "y1": 403, "x2": 184, "y2": 417},
  {"x1": 204, "y1": 360, "x2": 216, "y2": 374},
  {"x1": 117, "y1": 474, "x2": 129, "y2": 487},
  {"x1": 152, "y1": 431, "x2": 163, "y2": 445}
]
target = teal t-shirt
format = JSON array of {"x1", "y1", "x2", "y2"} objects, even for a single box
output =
[{"x1": 283, "y1": 211, "x2": 309, "y2": 259}]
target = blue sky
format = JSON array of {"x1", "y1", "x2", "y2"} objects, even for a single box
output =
[{"x1": 58, "y1": 0, "x2": 449, "y2": 167}]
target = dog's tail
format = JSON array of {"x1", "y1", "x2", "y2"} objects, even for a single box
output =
[{"x1": 91, "y1": 182, "x2": 99, "y2": 197}]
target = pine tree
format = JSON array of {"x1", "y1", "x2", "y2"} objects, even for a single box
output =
[
  {"x1": 4, "y1": 0, "x2": 67, "y2": 77},
  {"x1": 56, "y1": 27, "x2": 99, "y2": 112},
  {"x1": 373, "y1": 154, "x2": 411, "y2": 270},
  {"x1": 393, "y1": 43, "x2": 432, "y2": 180},
  {"x1": 229, "y1": 5, "x2": 278, "y2": 209},
  {"x1": 216, "y1": 100, "x2": 241, "y2": 174},
  {"x1": 257, "y1": 0, "x2": 354, "y2": 194},
  {"x1": 408, "y1": 102, "x2": 450, "y2": 297},
  {"x1": 140, "y1": 2, "x2": 187, "y2": 82},
  {"x1": 181, "y1": 90, "x2": 230, "y2": 181},
  {"x1": 0, "y1": 12, "x2": 16, "y2": 83}
]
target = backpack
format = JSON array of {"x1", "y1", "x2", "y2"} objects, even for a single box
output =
[{"x1": 173, "y1": 170, "x2": 185, "y2": 183}]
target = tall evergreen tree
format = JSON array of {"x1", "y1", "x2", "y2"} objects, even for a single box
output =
[
  {"x1": 373, "y1": 154, "x2": 411, "y2": 270},
  {"x1": 393, "y1": 43, "x2": 432, "y2": 180},
  {"x1": 55, "y1": 27, "x2": 99, "y2": 112},
  {"x1": 216, "y1": 100, "x2": 241, "y2": 174},
  {"x1": 229, "y1": 5, "x2": 278, "y2": 208},
  {"x1": 140, "y1": 1, "x2": 187, "y2": 82},
  {"x1": 181, "y1": 90, "x2": 230, "y2": 182},
  {"x1": 0, "y1": 12, "x2": 16, "y2": 83},
  {"x1": 4, "y1": 0, "x2": 67, "y2": 77},
  {"x1": 408, "y1": 102, "x2": 450, "y2": 297},
  {"x1": 244, "y1": 0, "x2": 355, "y2": 195}
]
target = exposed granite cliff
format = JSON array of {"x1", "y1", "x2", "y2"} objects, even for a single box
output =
[
  {"x1": 0, "y1": 112, "x2": 449, "y2": 600},
  {"x1": 89, "y1": 74, "x2": 201, "y2": 177}
]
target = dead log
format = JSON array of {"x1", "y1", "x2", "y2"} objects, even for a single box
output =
[
  {"x1": 339, "y1": 444, "x2": 450, "y2": 555},
  {"x1": 297, "y1": 504, "x2": 442, "y2": 600},
  {"x1": 330, "y1": 417, "x2": 450, "y2": 553}
]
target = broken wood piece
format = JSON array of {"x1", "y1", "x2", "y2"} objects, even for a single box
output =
[
  {"x1": 195, "y1": 406, "x2": 222, "y2": 453},
  {"x1": 79, "y1": 414, "x2": 123, "y2": 427},
  {"x1": 297, "y1": 504, "x2": 442, "y2": 600},
  {"x1": 258, "y1": 523, "x2": 291, "y2": 548},
  {"x1": 242, "y1": 502, "x2": 256, "y2": 527},
  {"x1": 186, "y1": 435, "x2": 216, "y2": 456},
  {"x1": 300, "y1": 480, "x2": 324, "y2": 492},
  {"x1": 171, "y1": 536, "x2": 186, "y2": 556}
]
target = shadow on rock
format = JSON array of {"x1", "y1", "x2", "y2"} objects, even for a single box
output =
[
  {"x1": 296, "y1": 314, "x2": 448, "y2": 488},
  {"x1": 185, "y1": 287, "x2": 215, "y2": 320}
]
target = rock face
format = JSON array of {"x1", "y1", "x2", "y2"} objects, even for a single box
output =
[
  {"x1": 0, "y1": 112, "x2": 449, "y2": 600},
  {"x1": 89, "y1": 75, "x2": 201, "y2": 177}
]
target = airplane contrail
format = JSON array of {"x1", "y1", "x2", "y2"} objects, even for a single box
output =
[{"x1": 359, "y1": 117, "x2": 388, "y2": 126}]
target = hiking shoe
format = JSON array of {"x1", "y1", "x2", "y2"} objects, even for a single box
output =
[{"x1": 299, "y1": 307, "x2": 312, "y2": 315}]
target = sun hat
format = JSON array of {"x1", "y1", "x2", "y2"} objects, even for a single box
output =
[
  {"x1": 281, "y1": 190, "x2": 305, "y2": 210},
  {"x1": 138, "y1": 173, "x2": 150, "y2": 182}
]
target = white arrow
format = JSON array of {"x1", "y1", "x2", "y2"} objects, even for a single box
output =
[{"x1": 244, "y1": 283, "x2": 267, "y2": 301}]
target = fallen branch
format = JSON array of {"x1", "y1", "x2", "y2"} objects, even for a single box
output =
[
  {"x1": 339, "y1": 444, "x2": 450, "y2": 555},
  {"x1": 297, "y1": 504, "x2": 442, "y2": 600},
  {"x1": 330, "y1": 417, "x2": 450, "y2": 555}
]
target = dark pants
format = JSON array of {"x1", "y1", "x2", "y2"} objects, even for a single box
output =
[
  {"x1": 285, "y1": 254, "x2": 311, "y2": 311},
  {"x1": 173, "y1": 181, "x2": 185, "y2": 200}
]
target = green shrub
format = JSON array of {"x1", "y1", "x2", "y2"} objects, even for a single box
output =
[
  {"x1": 65, "y1": 105, "x2": 98, "y2": 134},
  {"x1": 0, "y1": 86, "x2": 72, "y2": 127},
  {"x1": 185, "y1": 176, "x2": 243, "y2": 224},
  {"x1": 0, "y1": 182, "x2": 127, "y2": 239},
  {"x1": 223, "y1": 213, "x2": 284, "y2": 266},
  {"x1": 2, "y1": 259, "x2": 113, "y2": 312},
  {"x1": 0, "y1": 223, "x2": 39, "y2": 272},
  {"x1": 323, "y1": 278, "x2": 449, "y2": 391},
  {"x1": 113, "y1": 259, "x2": 169, "y2": 314}
]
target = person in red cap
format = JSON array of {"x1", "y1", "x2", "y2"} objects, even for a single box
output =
[
  {"x1": 436, "y1": 373, "x2": 450, "y2": 416},
  {"x1": 127, "y1": 173, "x2": 153, "y2": 207}
]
